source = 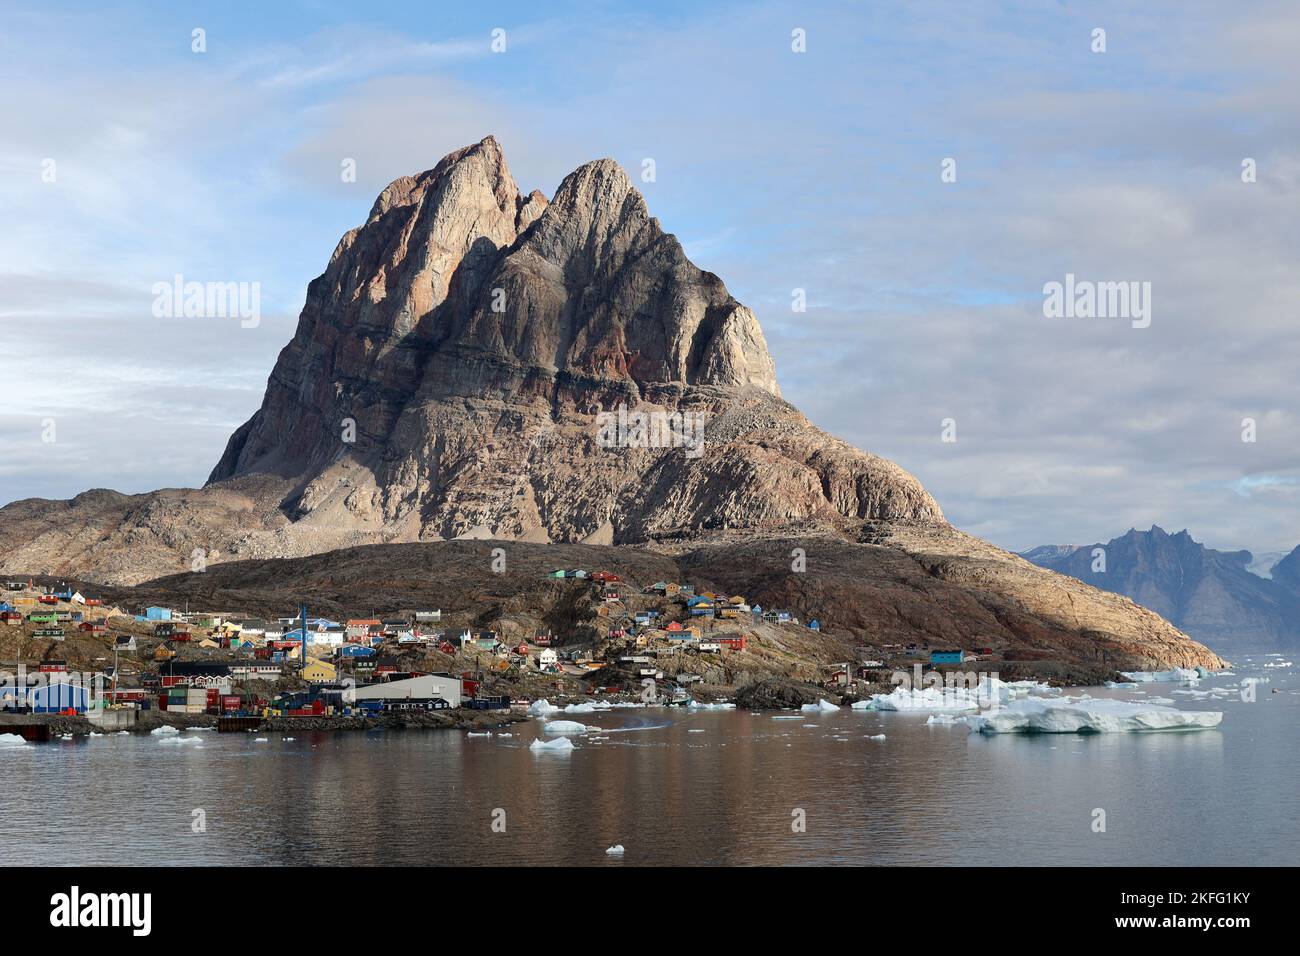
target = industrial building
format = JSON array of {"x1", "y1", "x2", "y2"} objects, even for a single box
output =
[{"x1": 351, "y1": 674, "x2": 462, "y2": 708}]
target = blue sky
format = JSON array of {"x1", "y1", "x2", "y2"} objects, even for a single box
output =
[{"x1": 2, "y1": 0, "x2": 1298, "y2": 558}]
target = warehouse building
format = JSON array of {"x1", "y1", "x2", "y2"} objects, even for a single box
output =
[{"x1": 351, "y1": 674, "x2": 462, "y2": 708}]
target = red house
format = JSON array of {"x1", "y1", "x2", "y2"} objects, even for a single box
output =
[{"x1": 718, "y1": 635, "x2": 747, "y2": 652}]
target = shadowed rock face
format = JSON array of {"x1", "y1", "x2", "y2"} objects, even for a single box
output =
[
  {"x1": 1024, "y1": 526, "x2": 1300, "y2": 654},
  {"x1": 0, "y1": 137, "x2": 1227, "y2": 673}
]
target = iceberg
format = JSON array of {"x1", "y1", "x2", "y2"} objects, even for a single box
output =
[
  {"x1": 530, "y1": 736, "x2": 575, "y2": 752},
  {"x1": 563, "y1": 701, "x2": 610, "y2": 713},
  {"x1": 964, "y1": 697, "x2": 1223, "y2": 734},
  {"x1": 151, "y1": 725, "x2": 180, "y2": 735},
  {"x1": 1119, "y1": 668, "x2": 1201, "y2": 684},
  {"x1": 926, "y1": 714, "x2": 964, "y2": 725},
  {"x1": 527, "y1": 699, "x2": 559, "y2": 716},
  {"x1": 686, "y1": 701, "x2": 736, "y2": 710},
  {"x1": 856, "y1": 677, "x2": 1056, "y2": 713},
  {"x1": 541, "y1": 720, "x2": 589, "y2": 735},
  {"x1": 801, "y1": 699, "x2": 840, "y2": 713},
  {"x1": 605, "y1": 844, "x2": 625, "y2": 855},
  {"x1": 859, "y1": 686, "x2": 980, "y2": 712}
]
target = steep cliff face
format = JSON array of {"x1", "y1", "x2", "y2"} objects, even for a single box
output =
[{"x1": 205, "y1": 136, "x2": 939, "y2": 546}]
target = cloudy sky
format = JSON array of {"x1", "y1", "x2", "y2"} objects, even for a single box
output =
[{"x1": 2, "y1": 0, "x2": 1297, "y2": 558}]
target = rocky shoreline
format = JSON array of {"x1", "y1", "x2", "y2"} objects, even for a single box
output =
[{"x1": 1, "y1": 708, "x2": 528, "y2": 739}]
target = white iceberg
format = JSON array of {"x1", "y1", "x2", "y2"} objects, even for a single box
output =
[
  {"x1": 686, "y1": 701, "x2": 736, "y2": 710},
  {"x1": 926, "y1": 714, "x2": 964, "y2": 725},
  {"x1": 466, "y1": 732, "x2": 492, "y2": 737},
  {"x1": 605, "y1": 844, "x2": 625, "y2": 855},
  {"x1": 527, "y1": 699, "x2": 559, "y2": 716},
  {"x1": 541, "y1": 720, "x2": 589, "y2": 735},
  {"x1": 801, "y1": 699, "x2": 840, "y2": 713},
  {"x1": 964, "y1": 697, "x2": 1223, "y2": 734},
  {"x1": 530, "y1": 736, "x2": 575, "y2": 752},
  {"x1": 1119, "y1": 668, "x2": 1201, "y2": 684},
  {"x1": 151, "y1": 725, "x2": 180, "y2": 735},
  {"x1": 563, "y1": 701, "x2": 610, "y2": 713},
  {"x1": 860, "y1": 686, "x2": 980, "y2": 712}
]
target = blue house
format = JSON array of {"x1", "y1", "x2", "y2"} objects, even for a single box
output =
[
  {"x1": 338, "y1": 644, "x2": 376, "y2": 658},
  {"x1": 929, "y1": 650, "x2": 964, "y2": 665},
  {"x1": 145, "y1": 606, "x2": 172, "y2": 621},
  {"x1": 808, "y1": 619, "x2": 821, "y2": 632}
]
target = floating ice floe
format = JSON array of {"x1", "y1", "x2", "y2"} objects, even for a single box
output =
[
  {"x1": 1264, "y1": 661, "x2": 1293, "y2": 669},
  {"x1": 151, "y1": 725, "x2": 180, "y2": 735},
  {"x1": 530, "y1": 736, "x2": 575, "y2": 752},
  {"x1": 963, "y1": 697, "x2": 1223, "y2": 734},
  {"x1": 1119, "y1": 668, "x2": 1201, "y2": 684},
  {"x1": 541, "y1": 720, "x2": 589, "y2": 735},
  {"x1": 855, "y1": 677, "x2": 1055, "y2": 713},
  {"x1": 1104, "y1": 681, "x2": 1139, "y2": 689},
  {"x1": 605, "y1": 844, "x2": 625, "y2": 855},
  {"x1": 0, "y1": 735, "x2": 30, "y2": 749},
  {"x1": 687, "y1": 701, "x2": 736, "y2": 710},
  {"x1": 687, "y1": 728, "x2": 706, "y2": 733},
  {"x1": 866, "y1": 734, "x2": 887, "y2": 740},
  {"x1": 563, "y1": 701, "x2": 609, "y2": 713},
  {"x1": 527, "y1": 699, "x2": 560, "y2": 716},
  {"x1": 771, "y1": 714, "x2": 803, "y2": 720},
  {"x1": 466, "y1": 732, "x2": 492, "y2": 737},
  {"x1": 926, "y1": 714, "x2": 964, "y2": 725},
  {"x1": 498, "y1": 733, "x2": 513, "y2": 738},
  {"x1": 801, "y1": 699, "x2": 840, "y2": 713}
]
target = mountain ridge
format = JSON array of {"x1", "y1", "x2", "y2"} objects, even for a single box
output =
[{"x1": 1022, "y1": 525, "x2": 1300, "y2": 653}]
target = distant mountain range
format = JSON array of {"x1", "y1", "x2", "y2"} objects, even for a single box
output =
[{"x1": 1021, "y1": 526, "x2": 1300, "y2": 654}]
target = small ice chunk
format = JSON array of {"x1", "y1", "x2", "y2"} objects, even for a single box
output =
[
  {"x1": 530, "y1": 736, "x2": 575, "y2": 752},
  {"x1": 801, "y1": 699, "x2": 840, "y2": 713},
  {"x1": 541, "y1": 720, "x2": 588, "y2": 735},
  {"x1": 528, "y1": 699, "x2": 559, "y2": 716},
  {"x1": 687, "y1": 701, "x2": 736, "y2": 710},
  {"x1": 151, "y1": 725, "x2": 180, "y2": 735},
  {"x1": 605, "y1": 844, "x2": 625, "y2": 855}
]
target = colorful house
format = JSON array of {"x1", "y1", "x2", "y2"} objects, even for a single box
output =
[
  {"x1": 929, "y1": 650, "x2": 965, "y2": 665},
  {"x1": 302, "y1": 658, "x2": 337, "y2": 682}
]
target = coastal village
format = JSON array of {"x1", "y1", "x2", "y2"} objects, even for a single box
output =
[{"x1": 0, "y1": 567, "x2": 997, "y2": 740}]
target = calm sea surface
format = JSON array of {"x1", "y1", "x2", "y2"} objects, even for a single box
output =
[{"x1": 4, "y1": 661, "x2": 1295, "y2": 866}]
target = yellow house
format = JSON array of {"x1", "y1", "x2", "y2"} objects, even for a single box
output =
[{"x1": 302, "y1": 657, "x2": 336, "y2": 682}]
